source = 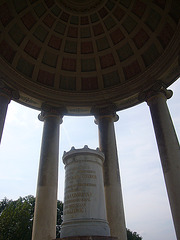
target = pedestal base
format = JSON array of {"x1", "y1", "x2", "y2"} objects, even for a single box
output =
[
  {"x1": 55, "y1": 236, "x2": 117, "y2": 240},
  {"x1": 61, "y1": 219, "x2": 110, "y2": 238}
]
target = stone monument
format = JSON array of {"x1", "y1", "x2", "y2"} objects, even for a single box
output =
[{"x1": 60, "y1": 146, "x2": 111, "y2": 238}]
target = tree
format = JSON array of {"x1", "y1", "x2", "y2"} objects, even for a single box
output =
[
  {"x1": 0, "y1": 196, "x2": 63, "y2": 240},
  {"x1": 0, "y1": 195, "x2": 35, "y2": 240},
  {"x1": 127, "y1": 229, "x2": 143, "y2": 240},
  {"x1": 56, "y1": 200, "x2": 63, "y2": 238},
  {"x1": 0, "y1": 196, "x2": 142, "y2": 239}
]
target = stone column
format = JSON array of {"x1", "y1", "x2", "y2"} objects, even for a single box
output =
[
  {"x1": 94, "y1": 107, "x2": 127, "y2": 240},
  {"x1": 0, "y1": 81, "x2": 19, "y2": 143},
  {"x1": 32, "y1": 105, "x2": 63, "y2": 240},
  {"x1": 142, "y1": 86, "x2": 180, "y2": 239},
  {"x1": 0, "y1": 93, "x2": 10, "y2": 144}
]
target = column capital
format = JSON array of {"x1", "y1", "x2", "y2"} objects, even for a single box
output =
[
  {"x1": 91, "y1": 104, "x2": 119, "y2": 123},
  {"x1": 0, "y1": 79, "x2": 20, "y2": 101},
  {"x1": 38, "y1": 103, "x2": 65, "y2": 123},
  {"x1": 138, "y1": 82, "x2": 173, "y2": 104}
]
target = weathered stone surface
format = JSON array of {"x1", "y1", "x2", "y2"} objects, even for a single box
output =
[{"x1": 61, "y1": 146, "x2": 110, "y2": 238}]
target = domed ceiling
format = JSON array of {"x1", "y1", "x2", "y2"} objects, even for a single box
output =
[{"x1": 0, "y1": 0, "x2": 180, "y2": 115}]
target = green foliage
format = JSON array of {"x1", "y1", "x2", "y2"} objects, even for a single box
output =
[
  {"x1": 127, "y1": 229, "x2": 143, "y2": 240},
  {"x1": 0, "y1": 196, "x2": 142, "y2": 240},
  {"x1": 0, "y1": 195, "x2": 35, "y2": 240},
  {"x1": 56, "y1": 200, "x2": 63, "y2": 238},
  {"x1": 0, "y1": 196, "x2": 63, "y2": 240}
]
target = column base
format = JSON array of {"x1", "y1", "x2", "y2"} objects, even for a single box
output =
[{"x1": 55, "y1": 236, "x2": 117, "y2": 240}]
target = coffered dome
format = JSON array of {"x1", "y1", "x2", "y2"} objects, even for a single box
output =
[{"x1": 0, "y1": 0, "x2": 180, "y2": 115}]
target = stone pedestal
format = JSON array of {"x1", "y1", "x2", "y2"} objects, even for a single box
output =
[{"x1": 60, "y1": 146, "x2": 110, "y2": 238}]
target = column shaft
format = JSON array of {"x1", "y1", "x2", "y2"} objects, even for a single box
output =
[
  {"x1": 0, "y1": 94, "x2": 10, "y2": 143},
  {"x1": 32, "y1": 114, "x2": 61, "y2": 240},
  {"x1": 147, "y1": 92, "x2": 180, "y2": 239},
  {"x1": 97, "y1": 115, "x2": 127, "y2": 240}
]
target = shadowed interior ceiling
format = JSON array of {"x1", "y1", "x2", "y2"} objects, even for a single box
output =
[{"x1": 0, "y1": 0, "x2": 180, "y2": 115}]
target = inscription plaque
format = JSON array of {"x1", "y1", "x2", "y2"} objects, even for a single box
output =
[{"x1": 60, "y1": 146, "x2": 110, "y2": 238}]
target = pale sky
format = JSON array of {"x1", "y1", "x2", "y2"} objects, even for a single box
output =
[{"x1": 0, "y1": 79, "x2": 180, "y2": 240}]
